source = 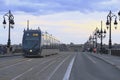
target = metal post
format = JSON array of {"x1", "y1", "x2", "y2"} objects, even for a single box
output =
[
  {"x1": 7, "y1": 11, "x2": 11, "y2": 53},
  {"x1": 106, "y1": 10, "x2": 118, "y2": 55},
  {"x1": 3, "y1": 10, "x2": 15, "y2": 53},
  {"x1": 95, "y1": 34, "x2": 97, "y2": 53},
  {"x1": 109, "y1": 11, "x2": 112, "y2": 54},
  {"x1": 100, "y1": 21, "x2": 103, "y2": 54},
  {"x1": 97, "y1": 21, "x2": 106, "y2": 54}
]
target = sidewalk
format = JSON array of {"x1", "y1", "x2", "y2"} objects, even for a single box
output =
[
  {"x1": 0, "y1": 53, "x2": 22, "y2": 58},
  {"x1": 90, "y1": 53, "x2": 120, "y2": 70}
]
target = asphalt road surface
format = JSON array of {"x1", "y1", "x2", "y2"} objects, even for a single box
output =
[
  {"x1": 70, "y1": 52, "x2": 120, "y2": 80},
  {"x1": 0, "y1": 52, "x2": 120, "y2": 80}
]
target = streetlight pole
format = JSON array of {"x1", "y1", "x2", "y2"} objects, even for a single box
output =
[
  {"x1": 106, "y1": 10, "x2": 118, "y2": 54},
  {"x1": 94, "y1": 28, "x2": 98, "y2": 49},
  {"x1": 3, "y1": 10, "x2": 15, "y2": 53},
  {"x1": 89, "y1": 35, "x2": 94, "y2": 52},
  {"x1": 97, "y1": 21, "x2": 106, "y2": 54},
  {"x1": 118, "y1": 11, "x2": 120, "y2": 21},
  {"x1": 93, "y1": 27, "x2": 99, "y2": 53}
]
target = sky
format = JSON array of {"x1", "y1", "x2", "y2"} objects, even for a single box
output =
[{"x1": 0, "y1": 0, "x2": 120, "y2": 45}]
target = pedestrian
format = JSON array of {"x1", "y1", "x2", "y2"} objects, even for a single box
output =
[{"x1": 93, "y1": 48, "x2": 96, "y2": 53}]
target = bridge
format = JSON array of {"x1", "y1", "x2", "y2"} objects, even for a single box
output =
[
  {"x1": 0, "y1": 8, "x2": 120, "y2": 80},
  {"x1": 0, "y1": 49, "x2": 120, "y2": 80}
]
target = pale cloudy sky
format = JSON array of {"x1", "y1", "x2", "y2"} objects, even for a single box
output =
[{"x1": 0, "y1": 0, "x2": 120, "y2": 44}]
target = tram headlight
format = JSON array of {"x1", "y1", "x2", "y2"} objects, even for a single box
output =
[{"x1": 30, "y1": 50, "x2": 32, "y2": 52}]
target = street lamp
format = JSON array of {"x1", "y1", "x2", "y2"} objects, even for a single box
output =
[
  {"x1": 93, "y1": 27, "x2": 100, "y2": 53},
  {"x1": 3, "y1": 10, "x2": 15, "y2": 53},
  {"x1": 106, "y1": 10, "x2": 118, "y2": 54},
  {"x1": 88, "y1": 35, "x2": 92, "y2": 50},
  {"x1": 97, "y1": 21, "x2": 106, "y2": 53},
  {"x1": 89, "y1": 35, "x2": 92, "y2": 44},
  {"x1": 118, "y1": 11, "x2": 120, "y2": 20},
  {"x1": 89, "y1": 35, "x2": 95, "y2": 51},
  {"x1": 93, "y1": 28, "x2": 99, "y2": 49}
]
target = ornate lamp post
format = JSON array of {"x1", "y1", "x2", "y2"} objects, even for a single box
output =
[
  {"x1": 89, "y1": 35, "x2": 95, "y2": 52},
  {"x1": 93, "y1": 28, "x2": 99, "y2": 49},
  {"x1": 3, "y1": 10, "x2": 15, "y2": 53},
  {"x1": 97, "y1": 21, "x2": 106, "y2": 53},
  {"x1": 93, "y1": 27, "x2": 100, "y2": 53},
  {"x1": 118, "y1": 11, "x2": 120, "y2": 20},
  {"x1": 106, "y1": 11, "x2": 118, "y2": 54}
]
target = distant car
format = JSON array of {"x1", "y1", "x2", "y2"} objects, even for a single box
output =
[{"x1": 22, "y1": 29, "x2": 60, "y2": 57}]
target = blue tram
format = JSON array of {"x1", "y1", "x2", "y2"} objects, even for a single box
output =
[{"x1": 22, "y1": 29, "x2": 60, "y2": 57}]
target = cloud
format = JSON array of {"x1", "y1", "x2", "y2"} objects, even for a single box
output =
[
  {"x1": 0, "y1": 0, "x2": 120, "y2": 44},
  {"x1": 100, "y1": 0, "x2": 119, "y2": 5},
  {"x1": 0, "y1": 0, "x2": 120, "y2": 15},
  {"x1": 0, "y1": 11, "x2": 111, "y2": 44}
]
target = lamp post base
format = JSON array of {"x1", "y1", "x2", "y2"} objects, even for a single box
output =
[
  {"x1": 7, "y1": 47, "x2": 10, "y2": 54},
  {"x1": 108, "y1": 49, "x2": 111, "y2": 55}
]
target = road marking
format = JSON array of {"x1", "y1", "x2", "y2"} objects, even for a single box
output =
[
  {"x1": 63, "y1": 55, "x2": 76, "y2": 80},
  {"x1": 11, "y1": 59, "x2": 53, "y2": 80},
  {"x1": 85, "y1": 54, "x2": 96, "y2": 64},
  {"x1": 0, "y1": 59, "x2": 32, "y2": 71},
  {"x1": 36, "y1": 54, "x2": 68, "y2": 76},
  {"x1": 27, "y1": 59, "x2": 32, "y2": 61},
  {"x1": 11, "y1": 68, "x2": 33, "y2": 80},
  {"x1": 0, "y1": 57, "x2": 22, "y2": 62},
  {"x1": 48, "y1": 55, "x2": 70, "y2": 80},
  {"x1": 36, "y1": 61, "x2": 56, "y2": 76},
  {"x1": 11, "y1": 55, "x2": 64, "y2": 80},
  {"x1": 0, "y1": 58, "x2": 26, "y2": 66}
]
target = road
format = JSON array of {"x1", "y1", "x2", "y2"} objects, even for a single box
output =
[
  {"x1": 70, "y1": 52, "x2": 120, "y2": 80},
  {"x1": 0, "y1": 52, "x2": 120, "y2": 80}
]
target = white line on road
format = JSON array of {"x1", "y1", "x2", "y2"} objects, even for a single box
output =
[
  {"x1": 84, "y1": 54, "x2": 96, "y2": 64},
  {"x1": 27, "y1": 59, "x2": 32, "y2": 61},
  {"x1": 63, "y1": 55, "x2": 76, "y2": 80},
  {"x1": 11, "y1": 68, "x2": 33, "y2": 80},
  {"x1": 11, "y1": 59, "x2": 53, "y2": 80},
  {"x1": 11, "y1": 56, "x2": 63, "y2": 80},
  {"x1": 36, "y1": 60, "x2": 56, "y2": 76},
  {"x1": 48, "y1": 55, "x2": 70, "y2": 80},
  {"x1": 0, "y1": 59, "x2": 32, "y2": 71}
]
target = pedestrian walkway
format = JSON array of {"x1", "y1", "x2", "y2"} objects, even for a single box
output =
[
  {"x1": 0, "y1": 53, "x2": 22, "y2": 58},
  {"x1": 90, "y1": 53, "x2": 120, "y2": 70}
]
